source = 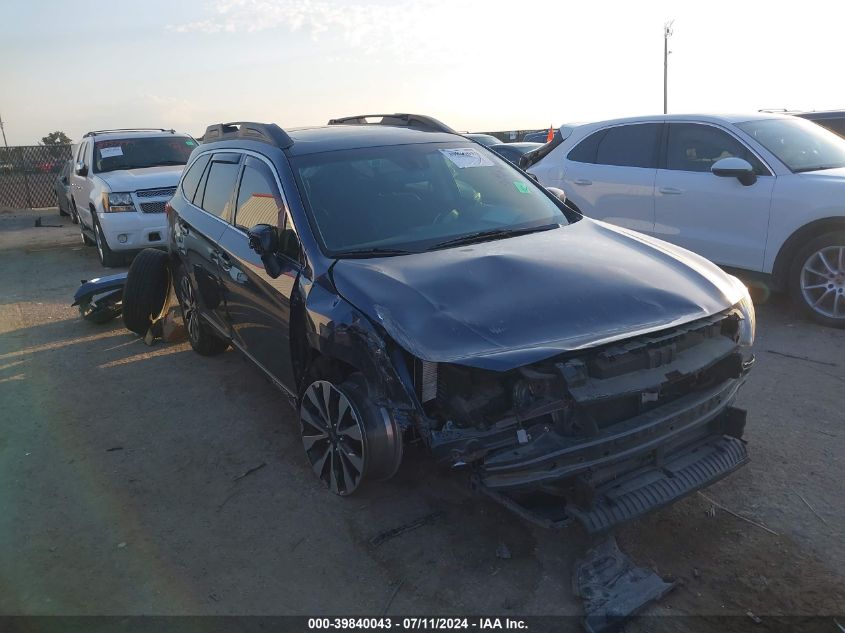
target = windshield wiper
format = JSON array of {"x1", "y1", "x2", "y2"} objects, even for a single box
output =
[
  {"x1": 334, "y1": 247, "x2": 417, "y2": 259},
  {"x1": 428, "y1": 223, "x2": 560, "y2": 250}
]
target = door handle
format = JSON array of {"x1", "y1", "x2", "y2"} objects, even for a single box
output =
[
  {"x1": 659, "y1": 186, "x2": 683, "y2": 195},
  {"x1": 573, "y1": 179, "x2": 592, "y2": 186},
  {"x1": 217, "y1": 251, "x2": 232, "y2": 272}
]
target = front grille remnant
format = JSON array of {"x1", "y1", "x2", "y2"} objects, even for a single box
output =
[
  {"x1": 136, "y1": 187, "x2": 177, "y2": 198},
  {"x1": 140, "y1": 201, "x2": 167, "y2": 214}
]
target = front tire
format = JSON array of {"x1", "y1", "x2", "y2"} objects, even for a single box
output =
[
  {"x1": 299, "y1": 373, "x2": 403, "y2": 496},
  {"x1": 93, "y1": 215, "x2": 123, "y2": 267},
  {"x1": 788, "y1": 230, "x2": 845, "y2": 328},
  {"x1": 175, "y1": 267, "x2": 229, "y2": 356}
]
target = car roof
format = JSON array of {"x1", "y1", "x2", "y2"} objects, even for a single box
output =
[
  {"x1": 563, "y1": 112, "x2": 794, "y2": 130},
  {"x1": 795, "y1": 110, "x2": 845, "y2": 120},
  {"x1": 283, "y1": 124, "x2": 462, "y2": 156},
  {"x1": 85, "y1": 130, "x2": 191, "y2": 142}
]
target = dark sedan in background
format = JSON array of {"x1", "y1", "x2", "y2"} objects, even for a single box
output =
[{"x1": 489, "y1": 142, "x2": 542, "y2": 166}]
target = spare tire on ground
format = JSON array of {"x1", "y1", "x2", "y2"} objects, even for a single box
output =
[{"x1": 122, "y1": 248, "x2": 172, "y2": 336}]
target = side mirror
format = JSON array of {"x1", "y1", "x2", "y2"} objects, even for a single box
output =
[
  {"x1": 711, "y1": 157, "x2": 756, "y2": 186},
  {"x1": 60, "y1": 176, "x2": 68, "y2": 185},
  {"x1": 75, "y1": 161, "x2": 88, "y2": 177},
  {"x1": 545, "y1": 186, "x2": 567, "y2": 204},
  {"x1": 247, "y1": 224, "x2": 283, "y2": 278}
]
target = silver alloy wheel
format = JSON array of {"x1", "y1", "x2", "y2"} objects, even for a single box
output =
[
  {"x1": 801, "y1": 245, "x2": 845, "y2": 319},
  {"x1": 300, "y1": 380, "x2": 366, "y2": 496},
  {"x1": 179, "y1": 275, "x2": 201, "y2": 343}
]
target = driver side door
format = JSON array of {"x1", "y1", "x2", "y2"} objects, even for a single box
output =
[{"x1": 216, "y1": 155, "x2": 302, "y2": 391}]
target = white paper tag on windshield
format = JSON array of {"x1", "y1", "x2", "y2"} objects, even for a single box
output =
[
  {"x1": 439, "y1": 147, "x2": 494, "y2": 168},
  {"x1": 99, "y1": 146, "x2": 123, "y2": 158}
]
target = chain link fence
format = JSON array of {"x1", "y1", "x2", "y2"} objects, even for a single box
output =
[{"x1": 0, "y1": 144, "x2": 74, "y2": 209}]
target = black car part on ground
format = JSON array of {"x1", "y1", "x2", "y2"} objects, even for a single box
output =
[{"x1": 72, "y1": 273, "x2": 126, "y2": 323}]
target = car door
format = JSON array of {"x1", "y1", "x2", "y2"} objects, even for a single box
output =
[
  {"x1": 176, "y1": 152, "x2": 242, "y2": 337},
  {"x1": 653, "y1": 122, "x2": 775, "y2": 271},
  {"x1": 562, "y1": 123, "x2": 661, "y2": 234},
  {"x1": 70, "y1": 140, "x2": 93, "y2": 226},
  {"x1": 215, "y1": 155, "x2": 301, "y2": 390}
]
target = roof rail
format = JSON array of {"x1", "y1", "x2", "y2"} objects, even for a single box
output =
[
  {"x1": 202, "y1": 121, "x2": 294, "y2": 149},
  {"x1": 83, "y1": 128, "x2": 175, "y2": 137},
  {"x1": 327, "y1": 113, "x2": 456, "y2": 134}
]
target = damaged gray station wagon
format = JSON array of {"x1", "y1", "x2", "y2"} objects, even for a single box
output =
[{"x1": 134, "y1": 114, "x2": 756, "y2": 533}]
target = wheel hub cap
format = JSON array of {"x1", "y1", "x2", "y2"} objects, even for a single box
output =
[
  {"x1": 801, "y1": 245, "x2": 845, "y2": 319},
  {"x1": 179, "y1": 276, "x2": 200, "y2": 343},
  {"x1": 299, "y1": 380, "x2": 366, "y2": 496}
]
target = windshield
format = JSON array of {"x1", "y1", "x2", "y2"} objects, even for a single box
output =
[
  {"x1": 736, "y1": 118, "x2": 845, "y2": 173},
  {"x1": 93, "y1": 136, "x2": 197, "y2": 173},
  {"x1": 292, "y1": 142, "x2": 569, "y2": 256}
]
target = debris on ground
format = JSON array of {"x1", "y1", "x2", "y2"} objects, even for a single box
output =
[
  {"x1": 233, "y1": 462, "x2": 266, "y2": 482},
  {"x1": 370, "y1": 511, "x2": 445, "y2": 547},
  {"x1": 573, "y1": 535, "x2": 675, "y2": 633},
  {"x1": 746, "y1": 610, "x2": 762, "y2": 624},
  {"x1": 698, "y1": 492, "x2": 779, "y2": 536},
  {"x1": 794, "y1": 490, "x2": 829, "y2": 527},
  {"x1": 496, "y1": 542, "x2": 512, "y2": 560},
  {"x1": 34, "y1": 217, "x2": 61, "y2": 228},
  {"x1": 766, "y1": 349, "x2": 838, "y2": 367},
  {"x1": 106, "y1": 446, "x2": 123, "y2": 452}
]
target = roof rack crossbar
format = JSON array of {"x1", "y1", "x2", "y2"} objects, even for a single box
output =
[
  {"x1": 202, "y1": 121, "x2": 294, "y2": 149},
  {"x1": 327, "y1": 113, "x2": 455, "y2": 134},
  {"x1": 83, "y1": 128, "x2": 175, "y2": 137}
]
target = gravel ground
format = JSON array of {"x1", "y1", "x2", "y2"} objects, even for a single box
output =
[{"x1": 0, "y1": 208, "x2": 843, "y2": 629}]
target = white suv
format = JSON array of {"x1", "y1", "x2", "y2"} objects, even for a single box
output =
[
  {"x1": 69, "y1": 129, "x2": 197, "y2": 267},
  {"x1": 525, "y1": 114, "x2": 845, "y2": 327}
]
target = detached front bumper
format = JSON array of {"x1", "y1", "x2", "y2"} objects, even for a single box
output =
[{"x1": 475, "y1": 376, "x2": 749, "y2": 533}]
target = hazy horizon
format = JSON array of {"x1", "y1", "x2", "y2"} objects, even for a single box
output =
[{"x1": 1, "y1": 0, "x2": 842, "y2": 145}]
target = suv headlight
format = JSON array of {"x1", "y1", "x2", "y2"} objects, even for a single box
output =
[
  {"x1": 103, "y1": 192, "x2": 135, "y2": 212},
  {"x1": 729, "y1": 276, "x2": 756, "y2": 347}
]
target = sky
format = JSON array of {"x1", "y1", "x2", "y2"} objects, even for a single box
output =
[{"x1": 1, "y1": 0, "x2": 843, "y2": 145}]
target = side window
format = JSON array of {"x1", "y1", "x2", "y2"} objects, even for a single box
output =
[
  {"x1": 234, "y1": 157, "x2": 282, "y2": 230},
  {"x1": 76, "y1": 141, "x2": 88, "y2": 166},
  {"x1": 666, "y1": 123, "x2": 767, "y2": 174},
  {"x1": 200, "y1": 157, "x2": 241, "y2": 219},
  {"x1": 181, "y1": 154, "x2": 211, "y2": 202},
  {"x1": 567, "y1": 130, "x2": 606, "y2": 164},
  {"x1": 279, "y1": 212, "x2": 302, "y2": 263},
  {"x1": 595, "y1": 124, "x2": 661, "y2": 168}
]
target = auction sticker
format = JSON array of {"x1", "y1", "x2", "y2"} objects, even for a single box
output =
[
  {"x1": 99, "y1": 146, "x2": 123, "y2": 158},
  {"x1": 439, "y1": 147, "x2": 494, "y2": 169}
]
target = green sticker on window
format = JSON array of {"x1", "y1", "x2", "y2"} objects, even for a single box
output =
[
  {"x1": 186, "y1": 140, "x2": 196, "y2": 146},
  {"x1": 513, "y1": 181, "x2": 531, "y2": 193}
]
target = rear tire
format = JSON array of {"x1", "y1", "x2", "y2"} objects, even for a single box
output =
[
  {"x1": 788, "y1": 230, "x2": 845, "y2": 328},
  {"x1": 122, "y1": 248, "x2": 172, "y2": 336},
  {"x1": 175, "y1": 266, "x2": 229, "y2": 356}
]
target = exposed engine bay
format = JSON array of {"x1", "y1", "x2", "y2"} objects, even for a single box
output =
[{"x1": 413, "y1": 310, "x2": 753, "y2": 532}]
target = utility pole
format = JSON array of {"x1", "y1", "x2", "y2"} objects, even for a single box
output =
[
  {"x1": 663, "y1": 20, "x2": 674, "y2": 114},
  {"x1": 0, "y1": 113, "x2": 8, "y2": 150}
]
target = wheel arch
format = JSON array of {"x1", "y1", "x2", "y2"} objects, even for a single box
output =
[{"x1": 772, "y1": 217, "x2": 845, "y2": 285}]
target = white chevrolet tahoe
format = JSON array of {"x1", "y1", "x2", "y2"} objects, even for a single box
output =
[{"x1": 69, "y1": 129, "x2": 197, "y2": 266}]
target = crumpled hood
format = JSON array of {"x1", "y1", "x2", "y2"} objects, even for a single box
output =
[
  {"x1": 331, "y1": 219, "x2": 744, "y2": 370},
  {"x1": 95, "y1": 165, "x2": 184, "y2": 192}
]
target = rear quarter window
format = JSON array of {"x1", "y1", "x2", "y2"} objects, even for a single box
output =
[{"x1": 181, "y1": 154, "x2": 211, "y2": 202}]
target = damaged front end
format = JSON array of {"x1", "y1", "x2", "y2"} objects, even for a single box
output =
[{"x1": 419, "y1": 310, "x2": 753, "y2": 533}]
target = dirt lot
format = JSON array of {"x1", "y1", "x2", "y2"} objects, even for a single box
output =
[{"x1": 0, "y1": 208, "x2": 843, "y2": 628}]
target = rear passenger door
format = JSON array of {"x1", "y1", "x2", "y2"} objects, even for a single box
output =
[
  {"x1": 562, "y1": 123, "x2": 661, "y2": 234},
  {"x1": 216, "y1": 155, "x2": 302, "y2": 391},
  {"x1": 176, "y1": 152, "x2": 242, "y2": 337},
  {"x1": 653, "y1": 123, "x2": 774, "y2": 271}
]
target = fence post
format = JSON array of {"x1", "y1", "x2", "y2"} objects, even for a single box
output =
[{"x1": 23, "y1": 171, "x2": 33, "y2": 208}]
